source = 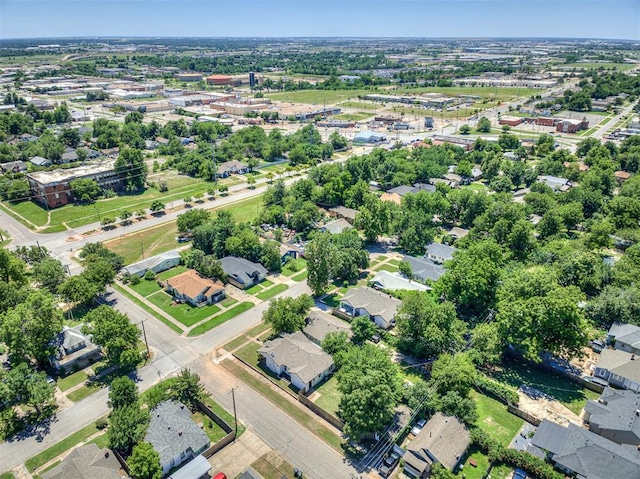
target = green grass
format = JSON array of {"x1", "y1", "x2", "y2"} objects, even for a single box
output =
[
  {"x1": 373, "y1": 263, "x2": 398, "y2": 273},
  {"x1": 85, "y1": 433, "x2": 109, "y2": 449},
  {"x1": 222, "y1": 359, "x2": 343, "y2": 451},
  {"x1": 246, "y1": 283, "x2": 266, "y2": 294},
  {"x1": 333, "y1": 112, "x2": 373, "y2": 121},
  {"x1": 146, "y1": 291, "x2": 220, "y2": 327},
  {"x1": 220, "y1": 296, "x2": 238, "y2": 307},
  {"x1": 0, "y1": 472, "x2": 15, "y2": 479},
  {"x1": 41, "y1": 224, "x2": 67, "y2": 233},
  {"x1": 457, "y1": 446, "x2": 512, "y2": 479},
  {"x1": 113, "y1": 283, "x2": 184, "y2": 334},
  {"x1": 129, "y1": 278, "x2": 162, "y2": 297},
  {"x1": 192, "y1": 410, "x2": 228, "y2": 442},
  {"x1": 187, "y1": 302, "x2": 254, "y2": 336},
  {"x1": 256, "y1": 284, "x2": 289, "y2": 300},
  {"x1": 282, "y1": 258, "x2": 307, "y2": 277},
  {"x1": 323, "y1": 293, "x2": 341, "y2": 308},
  {"x1": 339, "y1": 101, "x2": 380, "y2": 110},
  {"x1": 377, "y1": 255, "x2": 388, "y2": 261},
  {"x1": 393, "y1": 86, "x2": 539, "y2": 101},
  {"x1": 291, "y1": 270, "x2": 308, "y2": 282},
  {"x1": 222, "y1": 322, "x2": 271, "y2": 351},
  {"x1": 472, "y1": 390, "x2": 524, "y2": 445},
  {"x1": 313, "y1": 376, "x2": 341, "y2": 416},
  {"x1": 251, "y1": 452, "x2": 298, "y2": 479},
  {"x1": 25, "y1": 418, "x2": 105, "y2": 471},
  {"x1": 67, "y1": 384, "x2": 103, "y2": 402},
  {"x1": 234, "y1": 341, "x2": 261, "y2": 366},
  {"x1": 486, "y1": 358, "x2": 600, "y2": 415},
  {"x1": 2, "y1": 201, "x2": 48, "y2": 227},
  {"x1": 561, "y1": 62, "x2": 635, "y2": 71},
  {"x1": 463, "y1": 182, "x2": 489, "y2": 192},
  {"x1": 200, "y1": 395, "x2": 246, "y2": 437},
  {"x1": 57, "y1": 371, "x2": 88, "y2": 392},
  {"x1": 107, "y1": 223, "x2": 179, "y2": 266},
  {"x1": 157, "y1": 265, "x2": 188, "y2": 280},
  {"x1": 388, "y1": 259, "x2": 401, "y2": 267},
  {"x1": 598, "y1": 117, "x2": 612, "y2": 125}
]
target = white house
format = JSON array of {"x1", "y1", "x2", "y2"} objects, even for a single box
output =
[
  {"x1": 593, "y1": 348, "x2": 640, "y2": 393},
  {"x1": 339, "y1": 286, "x2": 401, "y2": 329},
  {"x1": 122, "y1": 250, "x2": 181, "y2": 278}
]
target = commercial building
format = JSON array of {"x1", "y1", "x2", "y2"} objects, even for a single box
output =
[
  {"x1": 174, "y1": 73, "x2": 203, "y2": 82},
  {"x1": 498, "y1": 116, "x2": 524, "y2": 127},
  {"x1": 206, "y1": 74, "x2": 233, "y2": 85},
  {"x1": 556, "y1": 117, "x2": 589, "y2": 133}
]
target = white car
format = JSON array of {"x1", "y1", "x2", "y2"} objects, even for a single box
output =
[{"x1": 411, "y1": 418, "x2": 426, "y2": 436}]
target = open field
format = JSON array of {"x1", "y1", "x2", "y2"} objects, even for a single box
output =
[
  {"x1": 561, "y1": 62, "x2": 636, "y2": 71},
  {"x1": 392, "y1": 86, "x2": 539, "y2": 101},
  {"x1": 339, "y1": 101, "x2": 380, "y2": 110},
  {"x1": 333, "y1": 112, "x2": 374, "y2": 121},
  {"x1": 266, "y1": 89, "x2": 370, "y2": 104},
  {"x1": 187, "y1": 302, "x2": 254, "y2": 336}
]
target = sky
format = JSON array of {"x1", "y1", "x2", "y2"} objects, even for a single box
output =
[{"x1": 1, "y1": 0, "x2": 639, "y2": 40}]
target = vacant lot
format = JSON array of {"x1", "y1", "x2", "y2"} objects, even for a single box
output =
[
  {"x1": 187, "y1": 302, "x2": 254, "y2": 336},
  {"x1": 472, "y1": 390, "x2": 524, "y2": 445},
  {"x1": 267, "y1": 89, "x2": 370, "y2": 105},
  {"x1": 562, "y1": 62, "x2": 635, "y2": 71}
]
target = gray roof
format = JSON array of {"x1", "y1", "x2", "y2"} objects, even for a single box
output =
[
  {"x1": 258, "y1": 331, "x2": 334, "y2": 384},
  {"x1": 123, "y1": 250, "x2": 181, "y2": 276},
  {"x1": 167, "y1": 455, "x2": 211, "y2": 479},
  {"x1": 531, "y1": 420, "x2": 640, "y2": 479},
  {"x1": 328, "y1": 206, "x2": 358, "y2": 221},
  {"x1": 402, "y1": 255, "x2": 445, "y2": 282},
  {"x1": 303, "y1": 308, "x2": 352, "y2": 344},
  {"x1": 537, "y1": 175, "x2": 571, "y2": 191},
  {"x1": 585, "y1": 387, "x2": 640, "y2": 444},
  {"x1": 609, "y1": 323, "x2": 640, "y2": 350},
  {"x1": 146, "y1": 401, "x2": 209, "y2": 468},
  {"x1": 340, "y1": 286, "x2": 401, "y2": 324},
  {"x1": 425, "y1": 242, "x2": 456, "y2": 261},
  {"x1": 320, "y1": 218, "x2": 352, "y2": 235},
  {"x1": 0, "y1": 160, "x2": 27, "y2": 172},
  {"x1": 237, "y1": 467, "x2": 264, "y2": 479},
  {"x1": 30, "y1": 156, "x2": 52, "y2": 166},
  {"x1": 596, "y1": 349, "x2": 640, "y2": 383},
  {"x1": 220, "y1": 256, "x2": 267, "y2": 285},
  {"x1": 370, "y1": 271, "x2": 431, "y2": 292},
  {"x1": 387, "y1": 185, "x2": 416, "y2": 196},
  {"x1": 42, "y1": 444, "x2": 122, "y2": 479},
  {"x1": 404, "y1": 413, "x2": 470, "y2": 472},
  {"x1": 217, "y1": 160, "x2": 248, "y2": 174}
]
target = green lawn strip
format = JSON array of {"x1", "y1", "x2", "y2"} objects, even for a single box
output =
[
  {"x1": 25, "y1": 418, "x2": 105, "y2": 471},
  {"x1": 57, "y1": 371, "x2": 88, "y2": 392},
  {"x1": 471, "y1": 390, "x2": 523, "y2": 445},
  {"x1": 37, "y1": 461, "x2": 62, "y2": 475},
  {"x1": 291, "y1": 271, "x2": 307, "y2": 282},
  {"x1": 222, "y1": 359, "x2": 343, "y2": 451},
  {"x1": 376, "y1": 255, "x2": 388, "y2": 261},
  {"x1": 41, "y1": 225, "x2": 67, "y2": 234},
  {"x1": 200, "y1": 395, "x2": 246, "y2": 437},
  {"x1": 112, "y1": 284, "x2": 183, "y2": 334},
  {"x1": 192, "y1": 410, "x2": 228, "y2": 442},
  {"x1": 187, "y1": 302, "x2": 254, "y2": 337},
  {"x1": 2, "y1": 201, "x2": 48, "y2": 227},
  {"x1": 67, "y1": 384, "x2": 103, "y2": 402},
  {"x1": 373, "y1": 263, "x2": 398, "y2": 273},
  {"x1": 222, "y1": 334, "x2": 252, "y2": 353},
  {"x1": 313, "y1": 376, "x2": 341, "y2": 416},
  {"x1": 282, "y1": 258, "x2": 307, "y2": 277},
  {"x1": 387, "y1": 259, "x2": 401, "y2": 267},
  {"x1": 0, "y1": 472, "x2": 15, "y2": 479},
  {"x1": 85, "y1": 433, "x2": 109, "y2": 449},
  {"x1": 322, "y1": 293, "x2": 341, "y2": 308},
  {"x1": 146, "y1": 291, "x2": 220, "y2": 327},
  {"x1": 256, "y1": 284, "x2": 289, "y2": 301},
  {"x1": 246, "y1": 283, "x2": 265, "y2": 294},
  {"x1": 107, "y1": 222, "x2": 179, "y2": 266},
  {"x1": 485, "y1": 358, "x2": 599, "y2": 415},
  {"x1": 333, "y1": 112, "x2": 373, "y2": 121},
  {"x1": 220, "y1": 297, "x2": 238, "y2": 307},
  {"x1": 129, "y1": 278, "x2": 162, "y2": 297},
  {"x1": 251, "y1": 453, "x2": 298, "y2": 479},
  {"x1": 339, "y1": 101, "x2": 379, "y2": 110},
  {"x1": 156, "y1": 265, "x2": 188, "y2": 280}
]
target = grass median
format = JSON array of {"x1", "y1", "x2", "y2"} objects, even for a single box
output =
[
  {"x1": 187, "y1": 302, "x2": 254, "y2": 337},
  {"x1": 221, "y1": 359, "x2": 343, "y2": 452}
]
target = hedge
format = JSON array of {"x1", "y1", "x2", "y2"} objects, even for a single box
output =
[
  {"x1": 471, "y1": 429, "x2": 563, "y2": 479},
  {"x1": 475, "y1": 374, "x2": 520, "y2": 405}
]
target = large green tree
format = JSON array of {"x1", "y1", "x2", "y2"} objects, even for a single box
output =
[
  {"x1": 115, "y1": 148, "x2": 147, "y2": 191},
  {"x1": 108, "y1": 376, "x2": 139, "y2": 410},
  {"x1": 128, "y1": 442, "x2": 162, "y2": 479},
  {"x1": 83, "y1": 306, "x2": 141, "y2": 369},
  {"x1": 262, "y1": 295, "x2": 314, "y2": 335},
  {"x1": 108, "y1": 404, "x2": 150, "y2": 455}
]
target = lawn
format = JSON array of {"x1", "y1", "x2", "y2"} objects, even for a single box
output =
[
  {"x1": 333, "y1": 112, "x2": 373, "y2": 121},
  {"x1": 251, "y1": 451, "x2": 298, "y2": 479},
  {"x1": 220, "y1": 296, "x2": 238, "y2": 308},
  {"x1": 146, "y1": 291, "x2": 220, "y2": 327},
  {"x1": 485, "y1": 358, "x2": 600, "y2": 415},
  {"x1": 112, "y1": 284, "x2": 183, "y2": 334},
  {"x1": 222, "y1": 322, "x2": 271, "y2": 352},
  {"x1": 256, "y1": 284, "x2": 289, "y2": 300},
  {"x1": 56, "y1": 371, "x2": 88, "y2": 392},
  {"x1": 25, "y1": 418, "x2": 106, "y2": 471},
  {"x1": 1, "y1": 201, "x2": 48, "y2": 227},
  {"x1": 373, "y1": 263, "x2": 398, "y2": 273},
  {"x1": 187, "y1": 302, "x2": 254, "y2": 336},
  {"x1": 157, "y1": 265, "x2": 188, "y2": 280},
  {"x1": 85, "y1": 433, "x2": 109, "y2": 449},
  {"x1": 267, "y1": 89, "x2": 371, "y2": 105},
  {"x1": 67, "y1": 384, "x2": 103, "y2": 402},
  {"x1": 339, "y1": 100, "x2": 380, "y2": 110},
  {"x1": 322, "y1": 293, "x2": 341, "y2": 308},
  {"x1": 129, "y1": 278, "x2": 162, "y2": 297},
  {"x1": 0, "y1": 473, "x2": 15, "y2": 479},
  {"x1": 313, "y1": 376, "x2": 341, "y2": 416},
  {"x1": 561, "y1": 62, "x2": 635, "y2": 71},
  {"x1": 200, "y1": 395, "x2": 246, "y2": 437},
  {"x1": 234, "y1": 341, "x2": 261, "y2": 366},
  {"x1": 192, "y1": 410, "x2": 228, "y2": 442},
  {"x1": 282, "y1": 258, "x2": 307, "y2": 276},
  {"x1": 291, "y1": 270, "x2": 308, "y2": 282},
  {"x1": 393, "y1": 86, "x2": 539, "y2": 101},
  {"x1": 471, "y1": 390, "x2": 523, "y2": 445},
  {"x1": 458, "y1": 446, "x2": 512, "y2": 479}
]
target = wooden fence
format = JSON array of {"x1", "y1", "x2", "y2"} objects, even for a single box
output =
[
  {"x1": 298, "y1": 391, "x2": 344, "y2": 431},
  {"x1": 507, "y1": 404, "x2": 542, "y2": 426}
]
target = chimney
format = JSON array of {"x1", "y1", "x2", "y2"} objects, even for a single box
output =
[
  {"x1": 104, "y1": 451, "x2": 109, "y2": 458},
  {"x1": 178, "y1": 431, "x2": 183, "y2": 436},
  {"x1": 632, "y1": 354, "x2": 636, "y2": 361}
]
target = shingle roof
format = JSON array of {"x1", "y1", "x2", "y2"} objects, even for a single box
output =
[
  {"x1": 328, "y1": 206, "x2": 358, "y2": 221},
  {"x1": 402, "y1": 255, "x2": 445, "y2": 282},
  {"x1": 123, "y1": 250, "x2": 181, "y2": 276},
  {"x1": 146, "y1": 401, "x2": 209, "y2": 469},
  {"x1": 320, "y1": 218, "x2": 352, "y2": 235},
  {"x1": 340, "y1": 286, "x2": 401, "y2": 324},
  {"x1": 220, "y1": 256, "x2": 267, "y2": 285},
  {"x1": 425, "y1": 242, "x2": 456, "y2": 261},
  {"x1": 166, "y1": 269, "x2": 224, "y2": 300},
  {"x1": 585, "y1": 387, "x2": 640, "y2": 444},
  {"x1": 258, "y1": 331, "x2": 334, "y2": 384},
  {"x1": 303, "y1": 309, "x2": 351, "y2": 344},
  {"x1": 42, "y1": 444, "x2": 122, "y2": 479},
  {"x1": 387, "y1": 185, "x2": 416, "y2": 196},
  {"x1": 609, "y1": 323, "x2": 640, "y2": 350},
  {"x1": 370, "y1": 271, "x2": 431, "y2": 292},
  {"x1": 596, "y1": 349, "x2": 640, "y2": 383},
  {"x1": 531, "y1": 420, "x2": 640, "y2": 479}
]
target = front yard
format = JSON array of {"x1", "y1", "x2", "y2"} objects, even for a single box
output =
[{"x1": 146, "y1": 290, "x2": 220, "y2": 327}]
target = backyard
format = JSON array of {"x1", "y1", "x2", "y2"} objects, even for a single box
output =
[{"x1": 312, "y1": 376, "x2": 341, "y2": 417}]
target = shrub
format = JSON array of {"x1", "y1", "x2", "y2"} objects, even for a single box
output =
[
  {"x1": 96, "y1": 417, "x2": 108, "y2": 430},
  {"x1": 475, "y1": 374, "x2": 520, "y2": 405},
  {"x1": 130, "y1": 275, "x2": 141, "y2": 285},
  {"x1": 144, "y1": 270, "x2": 156, "y2": 281}
]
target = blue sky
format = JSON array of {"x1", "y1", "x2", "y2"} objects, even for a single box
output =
[{"x1": 1, "y1": 0, "x2": 638, "y2": 40}]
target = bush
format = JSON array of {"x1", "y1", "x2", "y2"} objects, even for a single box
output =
[
  {"x1": 144, "y1": 270, "x2": 156, "y2": 281},
  {"x1": 130, "y1": 275, "x2": 141, "y2": 285},
  {"x1": 475, "y1": 374, "x2": 520, "y2": 405},
  {"x1": 96, "y1": 417, "x2": 108, "y2": 430}
]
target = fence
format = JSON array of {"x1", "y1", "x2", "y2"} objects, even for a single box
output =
[
  {"x1": 298, "y1": 391, "x2": 344, "y2": 431},
  {"x1": 507, "y1": 404, "x2": 542, "y2": 426},
  {"x1": 202, "y1": 432, "x2": 235, "y2": 458},
  {"x1": 113, "y1": 449, "x2": 130, "y2": 474},
  {"x1": 330, "y1": 307, "x2": 352, "y2": 322},
  {"x1": 193, "y1": 399, "x2": 236, "y2": 458}
]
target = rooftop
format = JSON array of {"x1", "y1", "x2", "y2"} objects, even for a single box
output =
[
  {"x1": 596, "y1": 349, "x2": 640, "y2": 383},
  {"x1": 42, "y1": 444, "x2": 122, "y2": 479},
  {"x1": 27, "y1": 159, "x2": 117, "y2": 185},
  {"x1": 166, "y1": 269, "x2": 225, "y2": 299},
  {"x1": 303, "y1": 308, "x2": 352, "y2": 344},
  {"x1": 370, "y1": 270, "x2": 431, "y2": 292},
  {"x1": 340, "y1": 286, "x2": 401, "y2": 323},
  {"x1": 585, "y1": 387, "x2": 640, "y2": 445},
  {"x1": 402, "y1": 255, "x2": 445, "y2": 282}
]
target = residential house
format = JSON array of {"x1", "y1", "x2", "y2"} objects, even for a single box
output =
[
  {"x1": 279, "y1": 244, "x2": 300, "y2": 264},
  {"x1": 339, "y1": 286, "x2": 401, "y2": 329},
  {"x1": 60, "y1": 150, "x2": 79, "y2": 164},
  {"x1": 615, "y1": 171, "x2": 632, "y2": 183},
  {"x1": 0, "y1": 160, "x2": 27, "y2": 173},
  {"x1": 122, "y1": 250, "x2": 181, "y2": 278},
  {"x1": 593, "y1": 348, "x2": 640, "y2": 392},
  {"x1": 258, "y1": 331, "x2": 335, "y2": 392},
  {"x1": 403, "y1": 255, "x2": 444, "y2": 282},
  {"x1": 220, "y1": 256, "x2": 267, "y2": 289},
  {"x1": 30, "y1": 156, "x2": 52, "y2": 167},
  {"x1": 531, "y1": 419, "x2": 640, "y2": 479},
  {"x1": 447, "y1": 227, "x2": 469, "y2": 239},
  {"x1": 146, "y1": 400, "x2": 210, "y2": 476},
  {"x1": 319, "y1": 218, "x2": 353, "y2": 235},
  {"x1": 42, "y1": 444, "x2": 124, "y2": 479},
  {"x1": 443, "y1": 173, "x2": 462, "y2": 187},
  {"x1": 303, "y1": 308, "x2": 351, "y2": 346},
  {"x1": 470, "y1": 166, "x2": 483, "y2": 180},
  {"x1": 328, "y1": 206, "x2": 358, "y2": 225},
  {"x1": 166, "y1": 455, "x2": 211, "y2": 479},
  {"x1": 584, "y1": 387, "x2": 640, "y2": 445},
  {"x1": 165, "y1": 269, "x2": 226, "y2": 306},
  {"x1": 537, "y1": 175, "x2": 572, "y2": 192},
  {"x1": 216, "y1": 160, "x2": 248, "y2": 178},
  {"x1": 370, "y1": 271, "x2": 431, "y2": 292},
  {"x1": 50, "y1": 325, "x2": 101, "y2": 373},
  {"x1": 425, "y1": 242, "x2": 455, "y2": 264},
  {"x1": 403, "y1": 413, "x2": 470, "y2": 478},
  {"x1": 608, "y1": 323, "x2": 640, "y2": 355}
]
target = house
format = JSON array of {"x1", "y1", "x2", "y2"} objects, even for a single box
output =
[
  {"x1": 353, "y1": 130, "x2": 387, "y2": 144},
  {"x1": 279, "y1": 244, "x2": 300, "y2": 264},
  {"x1": 122, "y1": 250, "x2": 181, "y2": 278},
  {"x1": 615, "y1": 171, "x2": 632, "y2": 183},
  {"x1": 220, "y1": 256, "x2": 267, "y2": 289},
  {"x1": 166, "y1": 455, "x2": 211, "y2": 479},
  {"x1": 447, "y1": 227, "x2": 469, "y2": 239},
  {"x1": 146, "y1": 400, "x2": 210, "y2": 476},
  {"x1": 531, "y1": 419, "x2": 640, "y2": 479},
  {"x1": 328, "y1": 206, "x2": 358, "y2": 224},
  {"x1": 50, "y1": 326, "x2": 101, "y2": 373},
  {"x1": 60, "y1": 150, "x2": 79, "y2": 163},
  {"x1": 258, "y1": 331, "x2": 335, "y2": 392},
  {"x1": 30, "y1": 156, "x2": 52, "y2": 167},
  {"x1": 584, "y1": 387, "x2": 640, "y2": 445},
  {"x1": 319, "y1": 218, "x2": 353, "y2": 235},
  {"x1": 339, "y1": 286, "x2": 401, "y2": 329},
  {"x1": 0, "y1": 160, "x2": 28, "y2": 173},
  {"x1": 608, "y1": 323, "x2": 640, "y2": 355},
  {"x1": 470, "y1": 166, "x2": 483, "y2": 180},
  {"x1": 537, "y1": 175, "x2": 572, "y2": 192},
  {"x1": 593, "y1": 348, "x2": 640, "y2": 392},
  {"x1": 370, "y1": 270, "x2": 431, "y2": 292},
  {"x1": 303, "y1": 308, "x2": 352, "y2": 346},
  {"x1": 42, "y1": 444, "x2": 124, "y2": 479},
  {"x1": 443, "y1": 173, "x2": 462, "y2": 187},
  {"x1": 402, "y1": 255, "x2": 445, "y2": 283},
  {"x1": 403, "y1": 413, "x2": 470, "y2": 478},
  {"x1": 425, "y1": 242, "x2": 455, "y2": 264},
  {"x1": 216, "y1": 160, "x2": 248, "y2": 178},
  {"x1": 165, "y1": 269, "x2": 226, "y2": 307}
]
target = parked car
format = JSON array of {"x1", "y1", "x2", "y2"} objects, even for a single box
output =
[
  {"x1": 378, "y1": 451, "x2": 401, "y2": 478},
  {"x1": 513, "y1": 468, "x2": 527, "y2": 479},
  {"x1": 410, "y1": 418, "x2": 426, "y2": 436}
]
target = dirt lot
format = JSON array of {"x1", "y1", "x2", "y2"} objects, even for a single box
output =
[{"x1": 517, "y1": 385, "x2": 582, "y2": 427}]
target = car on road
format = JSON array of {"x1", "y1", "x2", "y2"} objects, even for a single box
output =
[
  {"x1": 410, "y1": 418, "x2": 426, "y2": 436},
  {"x1": 378, "y1": 451, "x2": 401, "y2": 477}
]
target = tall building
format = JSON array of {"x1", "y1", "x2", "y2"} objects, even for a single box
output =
[{"x1": 249, "y1": 71, "x2": 256, "y2": 88}]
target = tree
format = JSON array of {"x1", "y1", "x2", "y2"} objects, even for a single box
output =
[
  {"x1": 398, "y1": 260, "x2": 412, "y2": 278},
  {"x1": 129, "y1": 442, "x2": 162, "y2": 479},
  {"x1": 32, "y1": 257, "x2": 67, "y2": 293},
  {"x1": 58, "y1": 274, "x2": 99, "y2": 307},
  {"x1": 305, "y1": 233, "x2": 336, "y2": 296},
  {"x1": 476, "y1": 117, "x2": 492, "y2": 133},
  {"x1": 108, "y1": 376, "x2": 139, "y2": 410},
  {"x1": 108, "y1": 404, "x2": 150, "y2": 455},
  {"x1": 170, "y1": 368, "x2": 204, "y2": 409},
  {"x1": 247, "y1": 176, "x2": 256, "y2": 189},
  {"x1": 459, "y1": 124, "x2": 471, "y2": 135},
  {"x1": 149, "y1": 200, "x2": 165, "y2": 214},
  {"x1": 119, "y1": 209, "x2": 132, "y2": 224},
  {"x1": 468, "y1": 322, "x2": 503, "y2": 366},
  {"x1": 177, "y1": 208, "x2": 210, "y2": 234},
  {"x1": 429, "y1": 352, "x2": 477, "y2": 397},
  {"x1": 83, "y1": 306, "x2": 141, "y2": 369},
  {"x1": 70, "y1": 178, "x2": 101, "y2": 202},
  {"x1": 350, "y1": 316, "x2": 378, "y2": 345},
  {"x1": 321, "y1": 331, "x2": 351, "y2": 356},
  {"x1": 115, "y1": 148, "x2": 147, "y2": 191},
  {"x1": 262, "y1": 295, "x2": 314, "y2": 335},
  {"x1": 439, "y1": 390, "x2": 478, "y2": 425},
  {"x1": 260, "y1": 240, "x2": 282, "y2": 272},
  {"x1": 587, "y1": 285, "x2": 640, "y2": 326}
]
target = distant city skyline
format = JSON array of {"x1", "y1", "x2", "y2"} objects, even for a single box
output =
[{"x1": 0, "y1": 0, "x2": 638, "y2": 41}]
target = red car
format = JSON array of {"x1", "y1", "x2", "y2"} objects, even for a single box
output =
[{"x1": 213, "y1": 474, "x2": 227, "y2": 479}]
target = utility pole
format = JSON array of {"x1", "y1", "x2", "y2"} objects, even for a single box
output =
[
  {"x1": 139, "y1": 318, "x2": 150, "y2": 359},
  {"x1": 230, "y1": 387, "x2": 238, "y2": 439}
]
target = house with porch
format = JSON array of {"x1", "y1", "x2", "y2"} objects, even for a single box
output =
[
  {"x1": 50, "y1": 326, "x2": 102, "y2": 374},
  {"x1": 593, "y1": 348, "x2": 640, "y2": 392},
  {"x1": 220, "y1": 256, "x2": 267, "y2": 289},
  {"x1": 339, "y1": 286, "x2": 401, "y2": 329},
  {"x1": 165, "y1": 269, "x2": 226, "y2": 306}
]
